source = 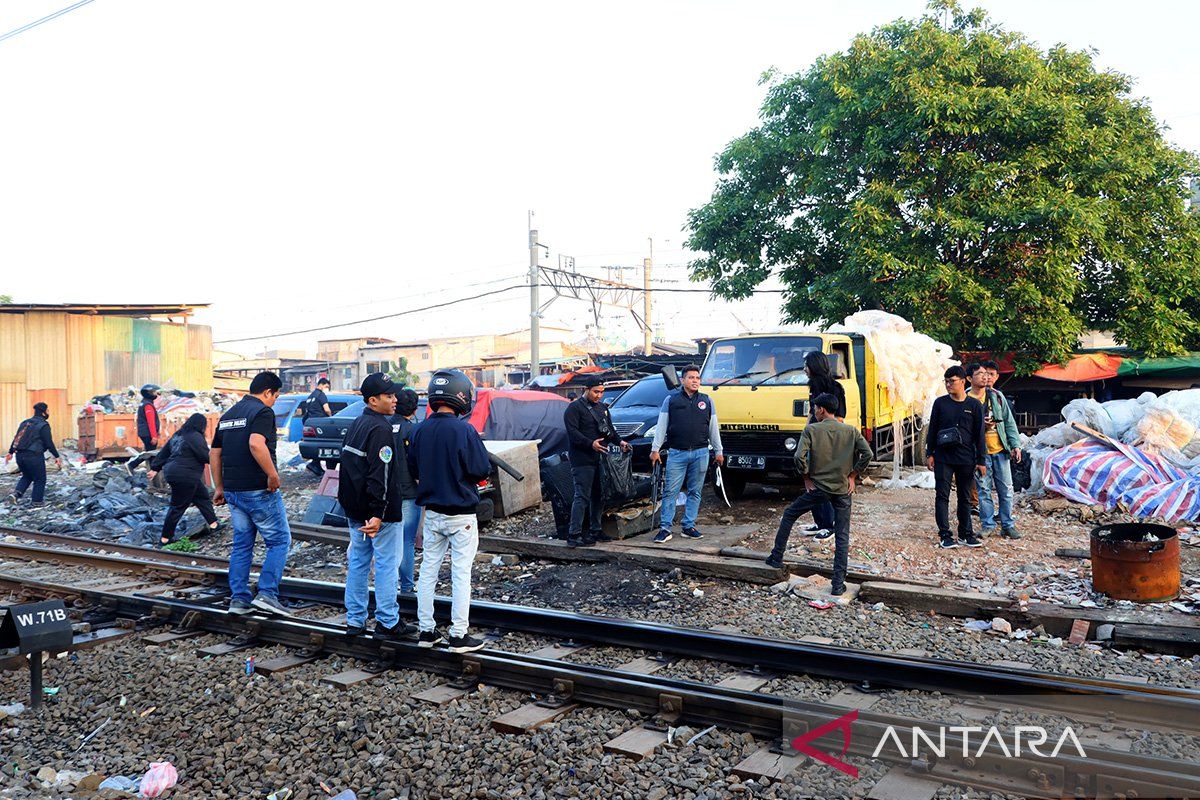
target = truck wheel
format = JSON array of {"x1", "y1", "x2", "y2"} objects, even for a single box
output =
[
  {"x1": 722, "y1": 473, "x2": 747, "y2": 501},
  {"x1": 476, "y1": 497, "x2": 495, "y2": 527}
]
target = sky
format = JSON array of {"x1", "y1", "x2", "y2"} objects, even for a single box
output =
[{"x1": 3, "y1": 0, "x2": 1199, "y2": 357}]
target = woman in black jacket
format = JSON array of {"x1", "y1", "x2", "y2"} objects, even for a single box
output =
[{"x1": 148, "y1": 413, "x2": 221, "y2": 546}]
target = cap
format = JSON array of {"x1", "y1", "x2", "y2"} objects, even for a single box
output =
[{"x1": 360, "y1": 372, "x2": 397, "y2": 399}]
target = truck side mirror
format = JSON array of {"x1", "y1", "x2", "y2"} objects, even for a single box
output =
[{"x1": 662, "y1": 365, "x2": 681, "y2": 390}]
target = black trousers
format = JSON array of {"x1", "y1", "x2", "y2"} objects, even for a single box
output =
[
  {"x1": 13, "y1": 452, "x2": 47, "y2": 503},
  {"x1": 771, "y1": 488, "x2": 852, "y2": 590},
  {"x1": 140, "y1": 435, "x2": 155, "y2": 451},
  {"x1": 935, "y1": 460, "x2": 976, "y2": 539},
  {"x1": 568, "y1": 463, "x2": 603, "y2": 539},
  {"x1": 162, "y1": 477, "x2": 218, "y2": 541}
]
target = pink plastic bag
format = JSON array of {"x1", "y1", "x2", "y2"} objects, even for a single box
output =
[{"x1": 139, "y1": 762, "x2": 178, "y2": 797}]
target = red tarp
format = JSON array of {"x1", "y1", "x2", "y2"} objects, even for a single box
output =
[{"x1": 1032, "y1": 353, "x2": 1123, "y2": 383}]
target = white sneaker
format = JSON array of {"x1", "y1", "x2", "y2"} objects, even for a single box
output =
[
  {"x1": 803, "y1": 528, "x2": 831, "y2": 537},
  {"x1": 801, "y1": 523, "x2": 820, "y2": 532}
]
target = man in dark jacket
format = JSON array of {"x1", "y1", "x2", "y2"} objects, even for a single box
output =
[
  {"x1": 927, "y1": 366, "x2": 987, "y2": 549},
  {"x1": 136, "y1": 385, "x2": 161, "y2": 451},
  {"x1": 303, "y1": 377, "x2": 334, "y2": 477},
  {"x1": 391, "y1": 388, "x2": 422, "y2": 593},
  {"x1": 148, "y1": 412, "x2": 221, "y2": 546},
  {"x1": 562, "y1": 377, "x2": 629, "y2": 547},
  {"x1": 5, "y1": 402, "x2": 61, "y2": 506},
  {"x1": 409, "y1": 369, "x2": 491, "y2": 653},
  {"x1": 766, "y1": 394, "x2": 872, "y2": 596},
  {"x1": 337, "y1": 373, "x2": 416, "y2": 640}
]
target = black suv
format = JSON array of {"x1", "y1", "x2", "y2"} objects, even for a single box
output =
[{"x1": 607, "y1": 374, "x2": 672, "y2": 473}]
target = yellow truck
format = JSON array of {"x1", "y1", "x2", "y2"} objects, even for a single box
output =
[{"x1": 700, "y1": 332, "x2": 922, "y2": 498}]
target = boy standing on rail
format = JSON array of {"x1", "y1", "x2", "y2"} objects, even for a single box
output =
[{"x1": 408, "y1": 369, "x2": 491, "y2": 654}]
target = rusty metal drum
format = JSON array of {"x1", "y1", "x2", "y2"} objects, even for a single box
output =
[{"x1": 1089, "y1": 523, "x2": 1181, "y2": 603}]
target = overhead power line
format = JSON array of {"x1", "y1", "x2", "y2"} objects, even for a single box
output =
[
  {"x1": 0, "y1": 0, "x2": 96, "y2": 45},
  {"x1": 213, "y1": 278, "x2": 786, "y2": 345}
]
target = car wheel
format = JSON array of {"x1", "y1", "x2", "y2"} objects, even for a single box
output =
[{"x1": 722, "y1": 473, "x2": 747, "y2": 501}]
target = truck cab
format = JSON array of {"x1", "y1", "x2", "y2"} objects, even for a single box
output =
[{"x1": 702, "y1": 332, "x2": 917, "y2": 497}]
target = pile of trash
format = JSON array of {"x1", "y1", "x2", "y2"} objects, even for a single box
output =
[
  {"x1": 1028, "y1": 388, "x2": 1200, "y2": 522},
  {"x1": 840, "y1": 311, "x2": 957, "y2": 484},
  {"x1": 82, "y1": 388, "x2": 237, "y2": 417},
  {"x1": 32, "y1": 465, "x2": 207, "y2": 545}
]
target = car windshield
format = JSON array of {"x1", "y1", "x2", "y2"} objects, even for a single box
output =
[
  {"x1": 611, "y1": 376, "x2": 671, "y2": 408},
  {"x1": 273, "y1": 397, "x2": 301, "y2": 426},
  {"x1": 700, "y1": 336, "x2": 823, "y2": 386}
]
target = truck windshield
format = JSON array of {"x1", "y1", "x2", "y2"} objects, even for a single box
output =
[{"x1": 701, "y1": 337, "x2": 823, "y2": 386}]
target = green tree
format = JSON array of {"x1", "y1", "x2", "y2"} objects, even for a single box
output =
[
  {"x1": 686, "y1": 0, "x2": 1200, "y2": 368},
  {"x1": 387, "y1": 356, "x2": 420, "y2": 389},
  {"x1": 0, "y1": 295, "x2": 11, "y2": 304}
]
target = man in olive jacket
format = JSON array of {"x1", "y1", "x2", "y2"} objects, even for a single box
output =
[{"x1": 765, "y1": 393, "x2": 872, "y2": 595}]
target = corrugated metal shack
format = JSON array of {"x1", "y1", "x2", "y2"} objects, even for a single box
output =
[{"x1": 0, "y1": 303, "x2": 212, "y2": 447}]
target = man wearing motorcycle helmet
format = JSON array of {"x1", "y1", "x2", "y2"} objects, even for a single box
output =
[{"x1": 407, "y1": 369, "x2": 491, "y2": 653}]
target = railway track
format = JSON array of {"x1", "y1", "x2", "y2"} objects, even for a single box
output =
[{"x1": 3, "y1": 542, "x2": 1200, "y2": 797}]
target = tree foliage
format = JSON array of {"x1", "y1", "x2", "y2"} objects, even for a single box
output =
[
  {"x1": 686, "y1": 0, "x2": 1200, "y2": 368},
  {"x1": 388, "y1": 356, "x2": 420, "y2": 388}
]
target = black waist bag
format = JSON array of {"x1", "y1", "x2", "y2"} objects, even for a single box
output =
[{"x1": 936, "y1": 427, "x2": 965, "y2": 448}]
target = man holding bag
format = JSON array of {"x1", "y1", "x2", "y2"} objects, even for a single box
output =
[{"x1": 927, "y1": 366, "x2": 986, "y2": 549}]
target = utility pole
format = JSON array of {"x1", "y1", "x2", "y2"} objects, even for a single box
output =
[
  {"x1": 643, "y1": 237, "x2": 654, "y2": 356},
  {"x1": 528, "y1": 211, "x2": 540, "y2": 382}
]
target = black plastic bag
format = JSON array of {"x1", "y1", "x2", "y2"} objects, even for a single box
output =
[
  {"x1": 1012, "y1": 454, "x2": 1032, "y2": 493},
  {"x1": 600, "y1": 449, "x2": 635, "y2": 504}
]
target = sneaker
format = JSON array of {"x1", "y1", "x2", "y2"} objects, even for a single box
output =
[
  {"x1": 812, "y1": 529, "x2": 834, "y2": 541},
  {"x1": 803, "y1": 527, "x2": 831, "y2": 537},
  {"x1": 594, "y1": 533, "x2": 617, "y2": 542},
  {"x1": 229, "y1": 599, "x2": 254, "y2": 615},
  {"x1": 345, "y1": 623, "x2": 367, "y2": 636},
  {"x1": 1001, "y1": 527, "x2": 1022, "y2": 540},
  {"x1": 653, "y1": 530, "x2": 672, "y2": 544},
  {"x1": 960, "y1": 535, "x2": 983, "y2": 548},
  {"x1": 418, "y1": 629, "x2": 445, "y2": 648},
  {"x1": 681, "y1": 527, "x2": 703, "y2": 540},
  {"x1": 446, "y1": 633, "x2": 487, "y2": 654},
  {"x1": 801, "y1": 523, "x2": 820, "y2": 532},
  {"x1": 581, "y1": 535, "x2": 598, "y2": 546},
  {"x1": 374, "y1": 621, "x2": 418, "y2": 641},
  {"x1": 251, "y1": 594, "x2": 295, "y2": 617},
  {"x1": 937, "y1": 537, "x2": 958, "y2": 549},
  {"x1": 566, "y1": 537, "x2": 586, "y2": 548},
  {"x1": 765, "y1": 555, "x2": 784, "y2": 569},
  {"x1": 830, "y1": 585, "x2": 846, "y2": 597}
]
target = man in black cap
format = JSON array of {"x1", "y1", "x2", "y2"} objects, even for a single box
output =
[
  {"x1": 337, "y1": 373, "x2": 416, "y2": 640},
  {"x1": 563, "y1": 376, "x2": 629, "y2": 547},
  {"x1": 303, "y1": 377, "x2": 334, "y2": 477}
]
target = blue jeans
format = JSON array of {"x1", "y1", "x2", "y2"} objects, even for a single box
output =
[
  {"x1": 977, "y1": 452, "x2": 1014, "y2": 531},
  {"x1": 660, "y1": 447, "x2": 709, "y2": 532},
  {"x1": 226, "y1": 490, "x2": 291, "y2": 603},
  {"x1": 345, "y1": 518, "x2": 401, "y2": 628},
  {"x1": 399, "y1": 499, "x2": 420, "y2": 593}
]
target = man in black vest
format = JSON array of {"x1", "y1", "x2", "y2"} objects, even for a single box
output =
[
  {"x1": 563, "y1": 376, "x2": 629, "y2": 547},
  {"x1": 649, "y1": 365, "x2": 724, "y2": 543},
  {"x1": 303, "y1": 377, "x2": 334, "y2": 477},
  {"x1": 211, "y1": 371, "x2": 293, "y2": 616}
]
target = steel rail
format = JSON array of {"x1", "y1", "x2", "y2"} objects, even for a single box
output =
[
  {"x1": 5, "y1": 540, "x2": 1200, "y2": 723},
  {"x1": 0, "y1": 525, "x2": 239, "y2": 570},
  {"x1": 4, "y1": 572, "x2": 1200, "y2": 800}
]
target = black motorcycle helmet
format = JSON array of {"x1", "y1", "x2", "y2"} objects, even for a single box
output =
[
  {"x1": 140, "y1": 384, "x2": 161, "y2": 401},
  {"x1": 427, "y1": 369, "x2": 474, "y2": 415}
]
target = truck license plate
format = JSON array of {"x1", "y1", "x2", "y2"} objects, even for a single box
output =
[
  {"x1": 318, "y1": 448, "x2": 338, "y2": 458},
  {"x1": 727, "y1": 455, "x2": 765, "y2": 470}
]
